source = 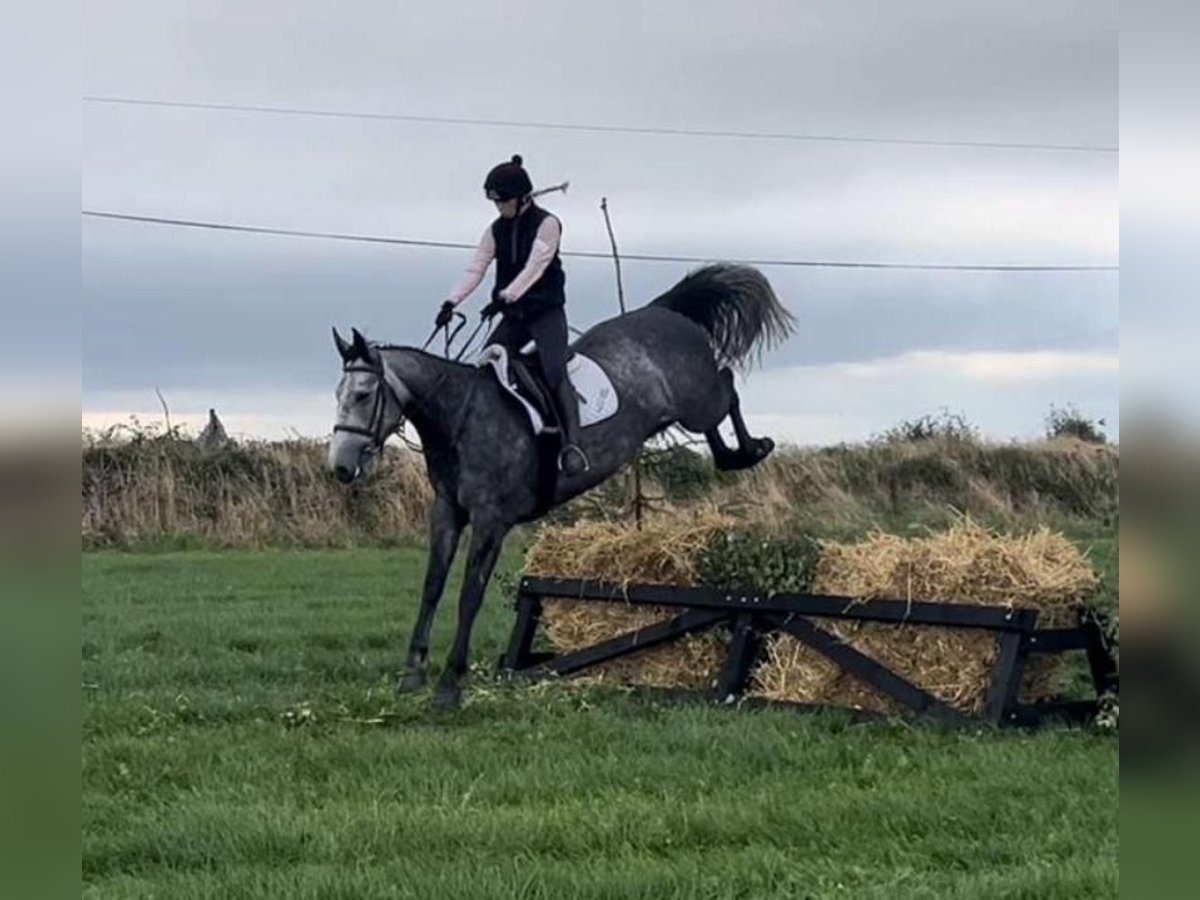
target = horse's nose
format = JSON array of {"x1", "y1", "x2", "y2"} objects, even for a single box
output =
[{"x1": 334, "y1": 463, "x2": 356, "y2": 484}]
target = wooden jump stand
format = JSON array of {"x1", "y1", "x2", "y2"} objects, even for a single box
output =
[{"x1": 499, "y1": 576, "x2": 1118, "y2": 728}]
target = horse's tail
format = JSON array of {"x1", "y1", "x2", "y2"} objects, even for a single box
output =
[{"x1": 648, "y1": 264, "x2": 795, "y2": 369}]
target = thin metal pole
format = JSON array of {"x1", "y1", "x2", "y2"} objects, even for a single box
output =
[{"x1": 600, "y1": 197, "x2": 641, "y2": 527}]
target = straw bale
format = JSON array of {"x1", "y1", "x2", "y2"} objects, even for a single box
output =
[
  {"x1": 750, "y1": 520, "x2": 1099, "y2": 714},
  {"x1": 523, "y1": 510, "x2": 733, "y2": 689}
]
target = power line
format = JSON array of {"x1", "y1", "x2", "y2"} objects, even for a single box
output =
[
  {"x1": 82, "y1": 210, "x2": 1119, "y2": 272},
  {"x1": 82, "y1": 95, "x2": 1118, "y2": 155}
]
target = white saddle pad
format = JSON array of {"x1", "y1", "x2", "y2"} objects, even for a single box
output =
[{"x1": 477, "y1": 345, "x2": 619, "y2": 435}]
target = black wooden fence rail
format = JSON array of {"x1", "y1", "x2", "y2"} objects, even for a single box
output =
[{"x1": 498, "y1": 576, "x2": 1118, "y2": 728}]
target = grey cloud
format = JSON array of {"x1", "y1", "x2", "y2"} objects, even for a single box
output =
[
  {"x1": 87, "y1": 2, "x2": 1116, "y2": 145},
  {"x1": 84, "y1": 1, "x2": 1117, "y2": 269},
  {"x1": 83, "y1": 221, "x2": 1116, "y2": 396},
  {"x1": 83, "y1": 1, "x2": 1119, "y2": 437}
]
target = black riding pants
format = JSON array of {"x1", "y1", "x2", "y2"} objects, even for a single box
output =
[{"x1": 484, "y1": 306, "x2": 569, "y2": 390}]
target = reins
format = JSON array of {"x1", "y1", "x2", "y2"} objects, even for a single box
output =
[
  {"x1": 336, "y1": 310, "x2": 492, "y2": 451},
  {"x1": 420, "y1": 309, "x2": 490, "y2": 362}
]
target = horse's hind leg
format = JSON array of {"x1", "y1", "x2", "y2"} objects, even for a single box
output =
[
  {"x1": 703, "y1": 369, "x2": 775, "y2": 471},
  {"x1": 703, "y1": 428, "x2": 741, "y2": 471},
  {"x1": 724, "y1": 369, "x2": 775, "y2": 461}
]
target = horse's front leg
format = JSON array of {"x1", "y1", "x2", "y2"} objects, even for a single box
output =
[
  {"x1": 399, "y1": 494, "x2": 467, "y2": 692},
  {"x1": 433, "y1": 519, "x2": 508, "y2": 711}
]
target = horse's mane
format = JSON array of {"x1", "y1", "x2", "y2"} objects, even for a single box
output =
[{"x1": 369, "y1": 342, "x2": 475, "y2": 368}]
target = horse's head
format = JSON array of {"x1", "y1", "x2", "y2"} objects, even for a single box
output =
[{"x1": 328, "y1": 327, "x2": 409, "y2": 484}]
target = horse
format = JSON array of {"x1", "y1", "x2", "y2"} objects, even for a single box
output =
[{"x1": 329, "y1": 263, "x2": 795, "y2": 709}]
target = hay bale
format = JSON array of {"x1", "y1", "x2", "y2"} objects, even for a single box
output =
[
  {"x1": 525, "y1": 516, "x2": 1099, "y2": 717},
  {"x1": 751, "y1": 521, "x2": 1099, "y2": 713},
  {"x1": 523, "y1": 510, "x2": 733, "y2": 689}
]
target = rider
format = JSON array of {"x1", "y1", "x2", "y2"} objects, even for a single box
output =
[{"x1": 436, "y1": 154, "x2": 590, "y2": 476}]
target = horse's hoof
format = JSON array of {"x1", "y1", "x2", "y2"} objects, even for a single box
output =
[
  {"x1": 397, "y1": 669, "x2": 427, "y2": 693},
  {"x1": 753, "y1": 437, "x2": 775, "y2": 460},
  {"x1": 432, "y1": 682, "x2": 462, "y2": 712}
]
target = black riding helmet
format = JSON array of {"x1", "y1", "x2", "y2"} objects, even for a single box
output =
[{"x1": 483, "y1": 154, "x2": 533, "y2": 201}]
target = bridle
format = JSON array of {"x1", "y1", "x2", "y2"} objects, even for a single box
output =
[
  {"x1": 332, "y1": 312, "x2": 489, "y2": 451},
  {"x1": 332, "y1": 357, "x2": 398, "y2": 450}
]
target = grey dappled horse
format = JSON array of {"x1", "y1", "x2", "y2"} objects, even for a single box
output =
[{"x1": 329, "y1": 264, "x2": 794, "y2": 709}]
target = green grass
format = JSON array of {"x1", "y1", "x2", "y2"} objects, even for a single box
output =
[{"x1": 83, "y1": 545, "x2": 1118, "y2": 899}]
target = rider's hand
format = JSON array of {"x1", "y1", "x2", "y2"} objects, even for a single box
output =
[
  {"x1": 482, "y1": 285, "x2": 512, "y2": 320},
  {"x1": 435, "y1": 301, "x2": 456, "y2": 329}
]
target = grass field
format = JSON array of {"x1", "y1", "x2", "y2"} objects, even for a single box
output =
[{"x1": 83, "y1": 542, "x2": 1118, "y2": 899}]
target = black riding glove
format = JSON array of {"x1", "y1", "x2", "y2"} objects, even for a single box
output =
[
  {"x1": 479, "y1": 298, "x2": 505, "y2": 320},
  {"x1": 435, "y1": 301, "x2": 456, "y2": 329}
]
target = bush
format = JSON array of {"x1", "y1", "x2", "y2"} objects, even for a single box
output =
[
  {"x1": 695, "y1": 528, "x2": 821, "y2": 594},
  {"x1": 640, "y1": 444, "x2": 713, "y2": 501},
  {"x1": 1045, "y1": 404, "x2": 1107, "y2": 444},
  {"x1": 877, "y1": 409, "x2": 979, "y2": 444}
]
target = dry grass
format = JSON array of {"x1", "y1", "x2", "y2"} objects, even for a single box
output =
[
  {"x1": 696, "y1": 436, "x2": 1118, "y2": 535},
  {"x1": 81, "y1": 428, "x2": 1118, "y2": 549},
  {"x1": 82, "y1": 432, "x2": 431, "y2": 549}
]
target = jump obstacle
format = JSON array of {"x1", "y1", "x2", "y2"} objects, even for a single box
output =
[{"x1": 498, "y1": 576, "x2": 1119, "y2": 727}]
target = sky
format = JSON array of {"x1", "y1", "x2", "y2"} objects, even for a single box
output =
[{"x1": 82, "y1": 0, "x2": 1119, "y2": 446}]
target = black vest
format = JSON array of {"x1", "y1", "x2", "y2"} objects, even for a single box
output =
[{"x1": 491, "y1": 203, "x2": 566, "y2": 321}]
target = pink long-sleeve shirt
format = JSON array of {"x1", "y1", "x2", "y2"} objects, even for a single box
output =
[{"x1": 446, "y1": 214, "x2": 562, "y2": 306}]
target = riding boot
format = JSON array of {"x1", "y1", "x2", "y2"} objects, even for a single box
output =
[{"x1": 552, "y1": 377, "x2": 590, "y2": 476}]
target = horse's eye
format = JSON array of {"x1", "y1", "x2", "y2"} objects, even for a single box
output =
[{"x1": 352, "y1": 390, "x2": 371, "y2": 403}]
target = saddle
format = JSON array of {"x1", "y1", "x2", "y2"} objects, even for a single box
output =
[
  {"x1": 476, "y1": 343, "x2": 618, "y2": 436},
  {"x1": 509, "y1": 348, "x2": 562, "y2": 433}
]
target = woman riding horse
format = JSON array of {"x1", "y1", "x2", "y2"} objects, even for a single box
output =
[
  {"x1": 332, "y1": 259, "x2": 794, "y2": 709},
  {"x1": 435, "y1": 154, "x2": 589, "y2": 475}
]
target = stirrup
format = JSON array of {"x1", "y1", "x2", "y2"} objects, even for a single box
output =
[{"x1": 557, "y1": 444, "x2": 590, "y2": 473}]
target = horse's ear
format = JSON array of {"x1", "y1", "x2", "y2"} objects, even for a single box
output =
[
  {"x1": 333, "y1": 327, "x2": 353, "y2": 361},
  {"x1": 350, "y1": 327, "x2": 370, "y2": 359}
]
